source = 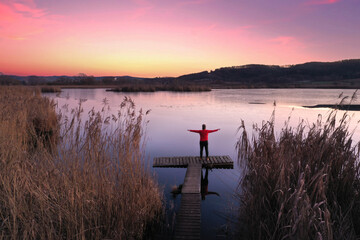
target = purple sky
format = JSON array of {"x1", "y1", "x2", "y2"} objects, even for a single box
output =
[{"x1": 1, "y1": 0, "x2": 359, "y2": 76}]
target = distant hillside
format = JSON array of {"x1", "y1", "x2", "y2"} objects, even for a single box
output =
[
  {"x1": 174, "y1": 59, "x2": 360, "y2": 88},
  {"x1": 1, "y1": 59, "x2": 360, "y2": 88}
]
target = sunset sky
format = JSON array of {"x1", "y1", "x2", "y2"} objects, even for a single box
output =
[{"x1": 0, "y1": 0, "x2": 359, "y2": 77}]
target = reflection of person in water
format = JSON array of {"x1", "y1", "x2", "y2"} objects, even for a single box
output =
[
  {"x1": 171, "y1": 168, "x2": 220, "y2": 200},
  {"x1": 201, "y1": 167, "x2": 220, "y2": 200},
  {"x1": 188, "y1": 124, "x2": 220, "y2": 160},
  {"x1": 171, "y1": 184, "x2": 182, "y2": 199}
]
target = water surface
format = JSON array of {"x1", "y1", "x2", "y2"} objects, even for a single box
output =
[{"x1": 45, "y1": 88, "x2": 360, "y2": 239}]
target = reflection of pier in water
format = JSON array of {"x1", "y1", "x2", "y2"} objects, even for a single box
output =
[{"x1": 153, "y1": 156, "x2": 233, "y2": 239}]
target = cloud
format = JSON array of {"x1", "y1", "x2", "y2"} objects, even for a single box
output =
[
  {"x1": 13, "y1": 2, "x2": 46, "y2": 18},
  {"x1": 0, "y1": 1, "x2": 54, "y2": 40},
  {"x1": 128, "y1": 6, "x2": 153, "y2": 20},
  {"x1": 131, "y1": 0, "x2": 152, "y2": 7},
  {"x1": 305, "y1": 0, "x2": 340, "y2": 5},
  {"x1": 0, "y1": 3, "x2": 17, "y2": 22},
  {"x1": 266, "y1": 36, "x2": 307, "y2": 60},
  {"x1": 177, "y1": 0, "x2": 212, "y2": 7},
  {"x1": 270, "y1": 36, "x2": 296, "y2": 45}
]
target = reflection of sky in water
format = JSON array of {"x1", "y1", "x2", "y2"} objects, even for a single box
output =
[{"x1": 45, "y1": 88, "x2": 360, "y2": 239}]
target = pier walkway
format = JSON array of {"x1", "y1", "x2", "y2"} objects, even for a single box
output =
[
  {"x1": 153, "y1": 156, "x2": 233, "y2": 239},
  {"x1": 153, "y1": 156, "x2": 233, "y2": 169}
]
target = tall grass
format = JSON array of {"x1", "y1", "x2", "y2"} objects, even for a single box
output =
[
  {"x1": 0, "y1": 86, "x2": 163, "y2": 239},
  {"x1": 107, "y1": 84, "x2": 211, "y2": 92},
  {"x1": 40, "y1": 86, "x2": 62, "y2": 93},
  {"x1": 237, "y1": 104, "x2": 360, "y2": 239}
]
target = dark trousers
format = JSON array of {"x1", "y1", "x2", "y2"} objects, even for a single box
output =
[{"x1": 200, "y1": 141, "x2": 208, "y2": 158}]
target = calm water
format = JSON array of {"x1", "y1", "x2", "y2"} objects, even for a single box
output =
[{"x1": 45, "y1": 88, "x2": 360, "y2": 239}]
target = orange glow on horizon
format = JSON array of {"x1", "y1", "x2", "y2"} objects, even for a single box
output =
[{"x1": 0, "y1": 0, "x2": 359, "y2": 77}]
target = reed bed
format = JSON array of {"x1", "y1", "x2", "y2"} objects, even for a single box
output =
[
  {"x1": 107, "y1": 84, "x2": 211, "y2": 92},
  {"x1": 40, "y1": 86, "x2": 62, "y2": 93},
  {"x1": 0, "y1": 86, "x2": 163, "y2": 239},
  {"x1": 236, "y1": 103, "x2": 360, "y2": 239}
]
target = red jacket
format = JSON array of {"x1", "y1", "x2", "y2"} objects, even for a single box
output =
[{"x1": 189, "y1": 129, "x2": 219, "y2": 141}]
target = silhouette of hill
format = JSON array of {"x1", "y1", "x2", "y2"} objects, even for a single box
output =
[
  {"x1": 173, "y1": 59, "x2": 360, "y2": 88},
  {"x1": 1, "y1": 59, "x2": 360, "y2": 88}
]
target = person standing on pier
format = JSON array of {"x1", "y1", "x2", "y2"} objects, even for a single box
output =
[{"x1": 188, "y1": 124, "x2": 220, "y2": 160}]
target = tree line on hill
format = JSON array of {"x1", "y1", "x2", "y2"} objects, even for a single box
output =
[
  {"x1": 1, "y1": 59, "x2": 360, "y2": 88},
  {"x1": 177, "y1": 59, "x2": 360, "y2": 88}
]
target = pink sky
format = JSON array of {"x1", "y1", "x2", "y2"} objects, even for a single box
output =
[{"x1": 0, "y1": 0, "x2": 359, "y2": 77}]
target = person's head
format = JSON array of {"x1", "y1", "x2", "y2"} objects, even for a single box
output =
[{"x1": 202, "y1": 124, "x2": 206, "y2": 130}]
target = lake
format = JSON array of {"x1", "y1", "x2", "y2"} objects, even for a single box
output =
[{"x1": 45, "y1": 88, "x2": 360, "y2": 239}]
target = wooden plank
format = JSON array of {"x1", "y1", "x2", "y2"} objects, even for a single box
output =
[
  {"x1": 153, "y1": 156, "x2": 233, "y2": 168},
  {"x1": 153, "y1": 155, "x2": 234, "y2": 239},
  {"x1": 181, "y1": 163, "x2": 202, "y2": 194},
  {"x1": 174, "y1": 193, "x2": 201, "y2": 240}
]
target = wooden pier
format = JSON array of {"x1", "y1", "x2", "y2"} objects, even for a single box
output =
[
  {"x1": 153, "y1": 156, "x2": 233, "y2": 169},
  {"x1": 153, "y1": 156, "x2": 233, "y2": 239}
]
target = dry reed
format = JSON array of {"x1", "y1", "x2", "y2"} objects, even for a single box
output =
[
  {"x1": 40, "y1": 86, "x2": 62, "y2": 93},
  {"x1": 237, "y1": 100, "x2": 360, "y2": 239},
  {"x1": 0, "y1": 86, "x2": 163, "y2": 239},
  {"x1": 107, "y1": 84, "x2": 211, "y2": 92}
]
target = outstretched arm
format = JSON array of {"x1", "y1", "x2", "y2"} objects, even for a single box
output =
[
  {"x1": 188, "y1": 130, "x2": 201, "y2": 133},
  {"x1": 208, "y1": 128, "x2": 220, "y2": 133}
]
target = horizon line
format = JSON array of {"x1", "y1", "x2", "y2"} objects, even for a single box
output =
[{"x1": 2, "y1": 58, "x2": 359, "y2": 78}]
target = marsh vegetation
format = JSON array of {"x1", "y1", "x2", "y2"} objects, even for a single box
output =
[
  {"x1": 107, "y1": 84, "x2": 211, "y2": 92},
  {"x1": 237, "y1": 101, "x2": 360, "y2": 239},
  {"x1": 0, "y1": 86, "x2": 163, "y2": 239},
  {"x1": 40, "y1": 86, "x2": 62, "y2": 93}
]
